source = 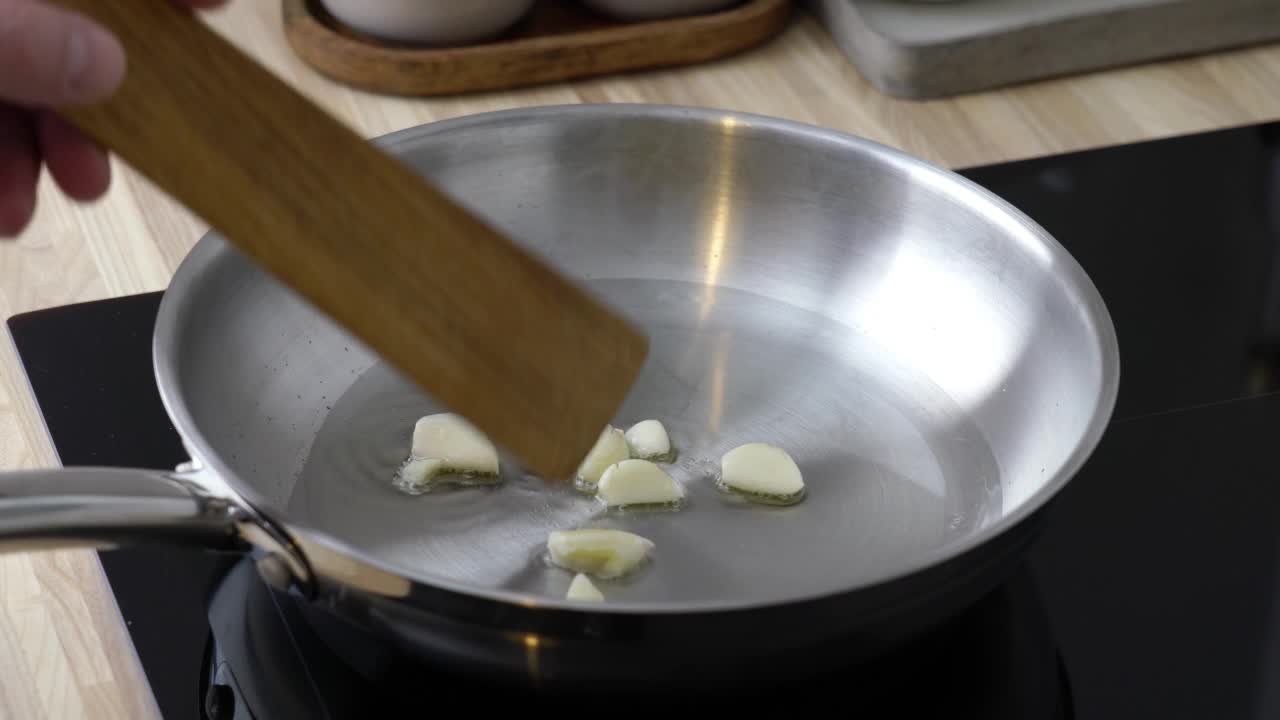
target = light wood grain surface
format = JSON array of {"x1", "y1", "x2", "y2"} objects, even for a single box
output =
[{"x1": 4, "y1": 3, "x2": 1280, "y2": 718}]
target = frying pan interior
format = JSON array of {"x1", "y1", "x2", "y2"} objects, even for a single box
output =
[{"x1": 156, "y1": 106, "x2": 1117, "y2": 612}]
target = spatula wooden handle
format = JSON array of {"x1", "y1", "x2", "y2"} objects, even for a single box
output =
[{"x1": 52, "y1": 0, "x2": 647, "y2": 479}]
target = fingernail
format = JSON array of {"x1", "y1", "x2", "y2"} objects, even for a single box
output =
[{"x1": 65, "y1": 21, "x2": 126, "y2": 103}]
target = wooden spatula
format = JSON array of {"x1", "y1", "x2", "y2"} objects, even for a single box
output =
[{"x1": 53, "y1": 0, "x2": 648, "y2": 480}]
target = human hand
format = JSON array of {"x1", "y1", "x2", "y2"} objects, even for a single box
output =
[{"x1": 0, "y1": 0, "x2": 227, "y2": 237}]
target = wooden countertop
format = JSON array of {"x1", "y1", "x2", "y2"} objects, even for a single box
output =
[{"x1": 3, "y1": 2, "x2": 1280, "y2": 717}]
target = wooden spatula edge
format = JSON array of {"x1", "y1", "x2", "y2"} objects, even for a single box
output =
[{"x1": 53, "y1": 0, "x2": 649, "y2": 479}]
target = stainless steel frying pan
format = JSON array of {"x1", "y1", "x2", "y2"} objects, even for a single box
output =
[{"x1": 1, "y1": 105, "x2": 1118, "y2": 688}]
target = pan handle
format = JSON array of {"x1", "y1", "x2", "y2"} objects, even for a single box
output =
[
  {"x1": 0, "y1": 467, "x2": 247, "y2": 552},
  {"x1": 0, "y1": 468, "x2": 414, "y2": 598}
]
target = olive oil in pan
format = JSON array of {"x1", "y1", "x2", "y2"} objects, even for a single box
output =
[{"x1": 287, "y1": 279, "x2": 1001, "y2": 606}]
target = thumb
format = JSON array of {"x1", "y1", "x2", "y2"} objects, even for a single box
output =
[{"x1": 0, "y1": 0, "x2": 126, "y2": 107}]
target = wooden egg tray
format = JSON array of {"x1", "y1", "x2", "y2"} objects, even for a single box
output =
[{"x1": 283, "y1": 0, "x2": 792, "y2": 96}]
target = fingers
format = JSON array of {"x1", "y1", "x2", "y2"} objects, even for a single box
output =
[
  {"x1": 0, "y1": 0, "x2": 223, "y2": 237},
  {"x1": 0, "y1": 109, "x2": 111, "y2": 238},
  {"x1": 0, "y1": 0, "x2": 126, "y2": 107},
  {"x1": 0, "y1": 107, "x2": 41, "y2": 237},
  {"x1": 37, "y1": 111, "x2": 110, "y2": 202}
]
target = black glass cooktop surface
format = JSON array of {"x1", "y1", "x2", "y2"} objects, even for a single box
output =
[{"x1": 9, "y1": 121, "x2": 1280, "y2": 719}]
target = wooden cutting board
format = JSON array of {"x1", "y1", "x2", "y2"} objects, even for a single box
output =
[{"x1": 811, "y1": 0, "x2": 1280, "y2": 99}]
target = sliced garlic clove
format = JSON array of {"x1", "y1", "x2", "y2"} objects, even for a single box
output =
[
  {"x1": 547, "y1": 529, "x2": 654, "y2": 579},
  {"x1": 575, "y1": 426, "x2": 629, "y2": 489},
  {"x1": 598, "y1": 459, "x2": 684, "y2": 509},
  {"x1": 392, "y1": 456, "x2": 445, "y2": 495},
  {"x1": 719, "y1": 443, "x2": 805, "y2": 505},
  {"x1": 624, "y1": 419, "x2": 673, "y2": 461},
  {"x1": 411, "y1": 413, "x2": 501, "y2": 476},
  {"x1": 393, "y1": 413, "x2": 501, "y2": 494},
  {"x1": 566, "y1": 573, "x2": 605, "y2": 602}
]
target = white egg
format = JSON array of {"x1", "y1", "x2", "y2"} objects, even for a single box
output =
[
  {"x1": 624, "y1": 419, "x2": 673, "y2": 461},
  {"x1": 719, "y1": 443, "x2": 805, "y2": 504},
  {"x1": 566, "y1": 573, "x2": 605, "y2": 602},
  {"x1": 547, "y1": 529, "x2": 654, "y2": 579},
  {"x1": 575, "y1": 426, "x2": 630, "y2": 487},
  {"x1": 598, "y1": 459, "x2": 684, "y2": 508},
  {"x1": 318, "y1": 0, "x2": 535, "y2": 45}
]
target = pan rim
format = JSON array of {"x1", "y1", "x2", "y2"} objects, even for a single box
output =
[{"x1": 153, "y1": 103, "x2": 1120, "y2": 615}]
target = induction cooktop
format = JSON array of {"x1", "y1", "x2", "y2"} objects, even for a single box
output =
[{"x1": 10, "y1": 120, "x2": 1280, "y2": 719}]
